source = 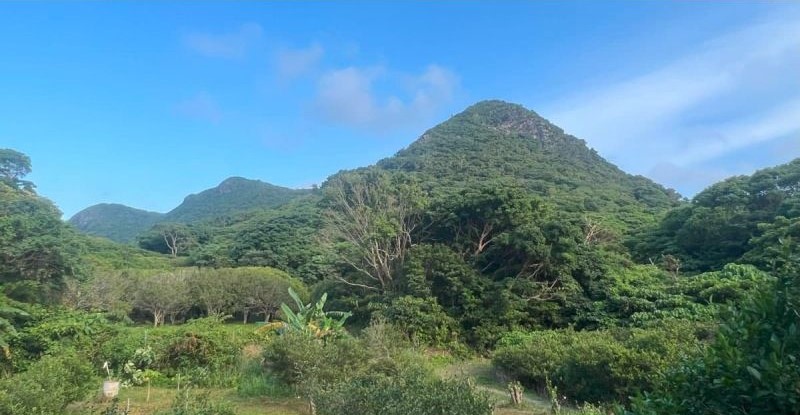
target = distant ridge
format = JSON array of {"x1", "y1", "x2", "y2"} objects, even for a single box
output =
[
  {"x1": 163, "y1": 177, "x2": 311, "y2": 223},
  {"x1": 69, "y1": 203, "x2": 163, "y2": 243},
  {"x1": 69, "y1": 177, "x2": 311, "y2": 242}
]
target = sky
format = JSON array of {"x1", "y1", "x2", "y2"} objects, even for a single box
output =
[{"x1": 1, "y1": 2, "x2": 799, "y2": 218}]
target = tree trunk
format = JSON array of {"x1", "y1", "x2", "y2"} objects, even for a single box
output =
[{"x1": 153, "y1": 310, "x2": 164, "y2": 327}]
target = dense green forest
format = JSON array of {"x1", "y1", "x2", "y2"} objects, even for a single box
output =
[{"x1": 1, "y1": 101, "x2": 798, "y2": 415}]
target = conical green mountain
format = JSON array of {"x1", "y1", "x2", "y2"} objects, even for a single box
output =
[
  {"x1": 71, "y1": 100, "x2": 680, "y2": 243},
  {"x1": 377, "y1": 100, "x2": 680, "y2": 229}
]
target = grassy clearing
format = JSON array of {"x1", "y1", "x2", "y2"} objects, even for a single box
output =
[
  {"x1": 69, "y1": 386, "x2": 306, "y2": 415},
  {"x1": 438, "y1": 358, "x2": 552, "y2": 415}
]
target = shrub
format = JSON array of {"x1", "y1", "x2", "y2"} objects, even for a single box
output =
[
  {"x1": 493, "y1": 323, "x2": 701, "y2": 403},
  {"x1": 0, "y1": 350, "x2": 95, "y2": 415},
  {"x1": 373, "y1": 296, "x2": 459, "y2": 346},
  {"x1": 262, "y1": 331, "x2": 369, "y2": 391},
  {"x1": 260, "y1": 320, "x2": 492, "y2": 415},
  {"x1": 313, "y1": 367, "x2": 493, "y2": 415},
  {"x1": 628, "y1": 270, "x2": 800, "y2": 415}
]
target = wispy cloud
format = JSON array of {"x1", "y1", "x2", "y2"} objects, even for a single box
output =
[
  {"x1": 545, "y1": 12, "x2": 800, "y2": 196},
  {"x1": 314, "y1": 64, "x2": 459, "y2": 131},
  {"x1": 183, "y1": 23, "x2": 263, "y2": 59},
  {"x1": 275, "y1": 43, "x2": 324, "y2": 80},
  {"x1": 175, "y1": 92, "x2": 223, "y2": 123}
]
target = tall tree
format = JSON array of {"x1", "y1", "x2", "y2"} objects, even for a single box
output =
[
  {"x1": 0, "y1": 149, "x2": 34, "y2": 191},
  {"x1": 321, "y1": 170, "x2": 426, "y2": 292}
]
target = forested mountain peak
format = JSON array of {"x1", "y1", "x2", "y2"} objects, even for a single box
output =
[
  {"x1": 68, "y1": 203, "x2": 163, "y2": 244},
  {"x1": 163, "y1": 177, "x2": 311, "y2": 223},
  {"x1": 449, "y1": 99, "x2": 563, "y2": 138},
  {"x1": 378, "y1": 100, "x2": 681, "y2": 232}
]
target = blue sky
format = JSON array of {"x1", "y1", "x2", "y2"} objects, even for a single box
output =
[{"x1": 2, "y1": 2, "x2": 799, "y2": 218}]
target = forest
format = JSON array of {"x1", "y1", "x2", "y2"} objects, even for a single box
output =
[{"x1": 1, "y1": 100, "x2": 798, "y2": 415}]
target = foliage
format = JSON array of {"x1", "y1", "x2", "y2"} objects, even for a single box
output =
[
  {"x1": 629, "y1": 245, "x2": 800, "y2": 414},
  {"x1": 163, "y1": 177, "x2": 310, "y2": 224},
  {"x1": 313, "y1": 368, "x2": 494, "y2": 415},
  {"x1": 0, "y1": 148, "x2": 34, "y2": 191},
  {"x1": 262, "y1": 321, "x2": 491, "y2": 414},
  {"x1": 69, "y1": 203, "x2": 163, "y2": 244},
  {"x1": 630, "y1": 158, "x2": 800, "y2": 272},
  {"x1": 493, "y1": 323, "x2": 702, "y2": 403},
  {"x1": 0, "y1": 181, "x2": 82, "y2": 300},
  {"x1": 12, "y1": 309, "x2": 112, "y2": 366},
  {"x1": 0, "y1": 350, "x2": 95, "y2": 415},
  {"x1": 373, "y1": 295, "x2": 459, "y2": 346},
  {"x1": 320, "y1": 169, "x2": 427, "y2": 292},
  {"x1": 0, "y1": 294, "x2": 29, "y2": 358},
  {"x1": 97, "y1": 318, "x2": 261, "y2": 387},
  {"x1": 277, "y1": 288, "x2": 351, "y2": 339},
  {"x1": 137, "y1": 223, "x2": 199, "y2": 257}
]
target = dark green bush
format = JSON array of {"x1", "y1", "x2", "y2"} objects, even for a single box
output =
[
  {"x1": 262, "y1": 331, "x2": 369, "y2": 390},
  {"x1": 629, "y1": 270, "x2": 800, "y2": 415},
  {"x1": 97, "y1": 318, "x2": 259, "y2": 387},
  {"x1": 260, "y1": 321, "x2": 491, "y2": 414},
  {"x1": 0, "y1": 350, "x2": 95, "y2": 415},
  {"x1": 493, "y1": 323, "x2": 701, "y2": 403},
  {"x1": 313, "y1": 367, "x2": 493, "y2": 415}
]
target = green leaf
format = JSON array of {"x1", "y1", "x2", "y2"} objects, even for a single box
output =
[{"x1": 746, "y1": 366, "x2": 762, "y2": 381}]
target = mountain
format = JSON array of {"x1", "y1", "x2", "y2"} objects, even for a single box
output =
[
  {"x1": 377, "y1": 100, "x2": 681, "y2": 231},
  {"x1": 69, "y1": 203, "x2": 164, "y2": 243},
  {"x1": 162, "y1": 177, "x2": 311, "y2": 223},
  {"x1": 70, "y1": 178, "x2": 311, "y2": 242}
]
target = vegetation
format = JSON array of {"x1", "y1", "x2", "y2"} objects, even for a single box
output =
[
  {"x1": 68, "y1": 204, "x2": 164, "y2": 244},
  {"x1": 2, "y1": 100, "x2": 799, "y2": 414}
]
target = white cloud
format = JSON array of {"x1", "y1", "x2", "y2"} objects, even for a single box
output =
[
  {"x1": 175, "y1": 93, "x2": 222, "y2": 123},
  {"x1": 275, "y1": 43, "x2": 324, "y2": 79},
  {"x1": 183, "y1": 23, "x2": 263, "y2": 59},
  {"x1": 314, "y1": 64, "x2": 459, "y2": 131},
  {"x1": 544, "y1": 12, "x2": 800, "y2": 196},
  {"x1": 673, "y1": 99, "x2": 800, "y2": 166}
]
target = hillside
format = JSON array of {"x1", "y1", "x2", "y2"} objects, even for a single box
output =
[
  {"x1": 163, "y1": 177, "x2": 311, "y2": 223},
  {"x1": 377, "y1": 100, "x2": 681, "y2": 232},
  {"x1": 68, "y1": 203, "x2": 163, "y2": 243},
  {"x1": 630, "y1": 157, "x2": 800, "y2": 272},
  {"x1": 69, "y1": 177, "x2": 312, "y2": 242}
]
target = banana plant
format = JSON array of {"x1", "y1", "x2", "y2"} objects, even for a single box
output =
[{"x1": 271, "y1": 287, "x2": 352, "y2": 339}]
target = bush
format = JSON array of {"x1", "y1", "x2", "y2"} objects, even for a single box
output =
[
  {"x1": 259, "y1": 320, "x2": 493, "y2": 415},
  {"x1": 236, "y1": 358, "x2": 292, "y2": 398},
  {"x1": 493, "y1": 323, "x2": 701, "y2": 403},
  {"x1": 0, "y1": 350, "x2": 95, "y2": 415},
  {"x1": 313, "y1": 367, "x2": 493, "y2": 415},
  {"x1": 98, "y1": 318, "x2": 260, "y2": 387},
  {"x1": 262, "y1": 331, "x2": 369, "y2": 391},
  {"x1": 629, "y1": 270, "x2": 800, "y2": 415},
  {"x1": 373, "y1": 296, "x2": 459, "y2": 346}
]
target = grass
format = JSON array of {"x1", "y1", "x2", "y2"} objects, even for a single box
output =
[
  {"x1": 438, "y1": 358, "x2": 553, "y2": 415},
  {"x1": 68, "y1": 386, "x2": 306, "y2": 415}
]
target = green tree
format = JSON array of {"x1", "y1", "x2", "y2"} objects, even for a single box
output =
[
  {"x1": 630, "y1": 241, "x2": 800, "y2": 414},
  {"x1": 0, "y1": 149, "x2": 34, "y2": 191},
  {"x1": 320, "y1": 169, "x2": 426, "y2": 292},
  {"x1": 137, "y1": 223, "x2": 197, "y2": 257}
]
